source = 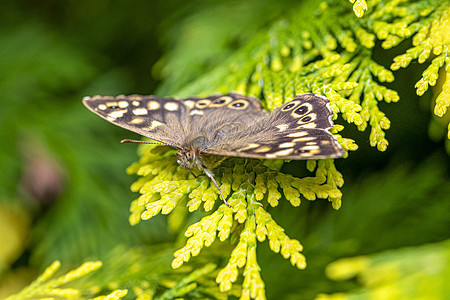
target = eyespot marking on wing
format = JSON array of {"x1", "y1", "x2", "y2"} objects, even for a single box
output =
[
  {"x1": 196, "y1": 99, "x2": 211, "y2": 109},
  {"x1": 292, "y1": 103, "x2": 313, "y2": 118},
  {"x1": 228, "y1": 100, "x2": 249, "y2": 110},
  {"x1": 281, "y1": 101, "x2": 300, "y2": 111},
  {"x1": 297, "y1": 113, "x2": 316, "y2": 124},
  {"x1": 210, "y1": 96, "x2": 233, "y2": 107}
]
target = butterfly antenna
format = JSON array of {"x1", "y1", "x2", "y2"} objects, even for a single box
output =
[
  {"x1": 204, "y1": 168, "x2": 231, "y2": 208},
  {"x1": 121, "y1": 139, "x2": 165, "y2": 145},
  {"x1": 121, "y1": 139, "x2": 182, "y2": 150}
]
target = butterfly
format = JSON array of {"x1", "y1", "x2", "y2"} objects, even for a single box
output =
[{"x1": 83, "y1": 92, "x2": 344, "y2": 206}]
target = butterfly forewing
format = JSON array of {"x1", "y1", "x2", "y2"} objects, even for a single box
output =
[
  {"x1": 83, "y1": 93, "x2": 267, "y2": 148},
  {"x1": 82, "y1": 94, "x2": 191, "y2": 148}
]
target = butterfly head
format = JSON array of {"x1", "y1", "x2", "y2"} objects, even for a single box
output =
[{"x1": 176, "y1": 148, "x2": 203, "y2": 171}]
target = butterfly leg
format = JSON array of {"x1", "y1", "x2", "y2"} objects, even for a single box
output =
[{"x1": 204, "y1": 168, "x2": 231, "y2": 208}]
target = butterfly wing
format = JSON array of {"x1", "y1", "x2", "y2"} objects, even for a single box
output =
[
  {"x1": 83, "y1": 94, "x2": 190, "y2": 148},
  {"x1": 202, "y1": 93, "x2": 344, "y2": 159},
  {"x1": 82, "y1": 92, "x2": 266, "y2": 149}
]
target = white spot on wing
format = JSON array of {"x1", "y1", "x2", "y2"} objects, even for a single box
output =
[
  {"x1": 238, "y1": 143, "x2": 259, "y2": 151},
  {"x1": 133, "y1": 108, "x2": 148, "y2": 115},
  {"x1": 184, "y1": 100, "x2": 195, "y2": 109},
  {"x1": 254, "y1": 146, "x2": 271, "y2": 153},
  {"x1": 298, "y1": 123, "x2": 316, "y2": 128},
  {"x1": 265, "y1": 148, "x2": 294, "y2": 158},
  {"x1": 148, "y1": 120, "x2": 164, "y2": 130},
  {"x1": 292, "y1": 137, "x2": 315, "y2": 142},
  {"x1": 287, "y1": 131, "x2": 308, "y2": 137},
  {"x1": 130, "y1": 117, "x2": 145, "y2": 124},
  {"x1": 108, "y1": 109, "x2": 127, "y2": 119},
  {"x1": 118, "y1": 101, "x2": 129, "y2": 108},
  {"x1": 98, "y1": 104, "x2": 107, "y2": 110},
  {"x1": 279, "y1": 142, "x2": 295, "y2": 148},
  {"x1": 132, "y1": 101, "x2": 140, "y2": 106},
  {"x1": 276, "y1": 124, "x2": 289, "y2": 131},
  {"x1": 164, "y1": 102, "x2": 179, "y2": 111},
  {"x1": 300, "y1": 145, "x2": 320, "y2": 150},
  {"x1": 189, "y1": 109, "x2": 204, "y2": 116},
  {"x1": 147, "y1": 101, "x2": 160, "y2": 110},
  {"x1": 273, "y1": 148, "x2": 294, "y2": 157}
]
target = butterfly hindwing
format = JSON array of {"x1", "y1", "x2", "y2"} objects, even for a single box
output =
[{"x1": 202, "y1": 94, "x2": 344, "y2": 159}]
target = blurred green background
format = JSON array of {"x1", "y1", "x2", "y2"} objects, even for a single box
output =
[{"x1": 0, "y1": 0, "x2": 449, "y2": 299}]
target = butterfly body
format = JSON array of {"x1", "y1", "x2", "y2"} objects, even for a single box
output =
[{"x1": 83, "y1": 92, "x2": 344, "y2": 205}]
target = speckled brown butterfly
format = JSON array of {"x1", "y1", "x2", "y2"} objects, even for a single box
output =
[{"x1": 83, "y1": 92, "x2": 344, "y2": 206}]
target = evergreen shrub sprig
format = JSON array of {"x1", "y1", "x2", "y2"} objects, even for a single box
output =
[{"x1": 124, "y1": 1, "x2": 450, "y2": 298}]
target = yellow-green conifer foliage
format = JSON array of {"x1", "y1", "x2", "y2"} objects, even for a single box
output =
[{"x1": 124, "y1": 0, "x2": 450, "y2": 298}]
